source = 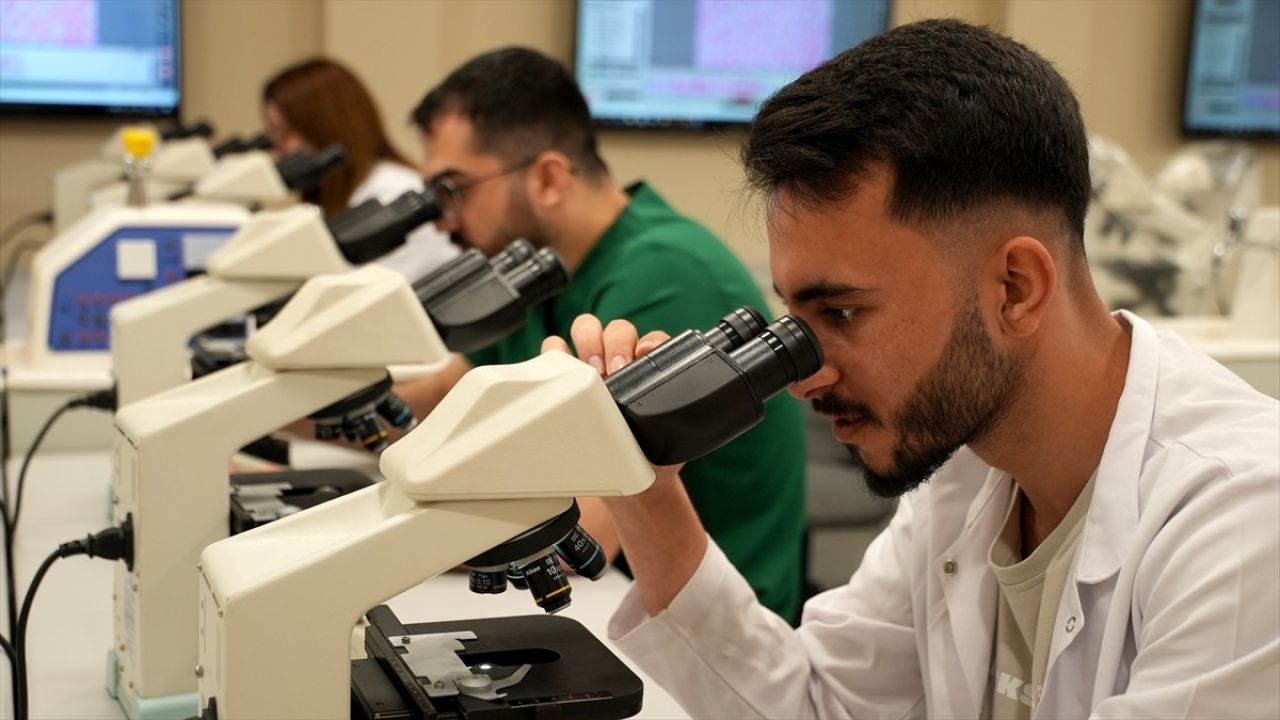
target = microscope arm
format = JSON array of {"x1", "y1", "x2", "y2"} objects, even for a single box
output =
[{"x1": 110, "y1": 275, "x2": 299, "y2": 406}]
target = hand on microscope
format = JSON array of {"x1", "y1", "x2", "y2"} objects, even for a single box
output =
[{"x1": 541, "y1": 313, "x2": 711, "y2": 617}]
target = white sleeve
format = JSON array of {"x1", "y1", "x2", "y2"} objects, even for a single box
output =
[
  {"x1": 1092, "y1": 459, "x2": 1280, "y2": 720},
  {"x1": 610, "y1": 497, "x2": 925, "y2": 719}
]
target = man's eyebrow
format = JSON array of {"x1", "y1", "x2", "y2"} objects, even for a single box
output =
[{"x1": 774, "y1": 281, "x2": 876, "y2": 304}]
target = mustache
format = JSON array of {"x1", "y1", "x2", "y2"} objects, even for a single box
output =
[{"x1": 811, "y1": 394, "x2": 882, "y2": 427}]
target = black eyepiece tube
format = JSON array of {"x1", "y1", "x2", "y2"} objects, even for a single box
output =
[
  {"x1": 501, "y1": 248, "x2": 569, "y2": 309},
  {"x1": 211, "y1": 135, "x2": 247, "y2": 158},
  {"x1": 605, "y1": 307, "x2": 823, "y2": 466},
  {"x1": 328, "y1": 190, "x2": 442, "y2": 264},
  {"x1": 245, "y1": 132, "x2": 273, "y2": 151},
  {"x1": 702, "y1": 306, "x2": 767, "y2": 353},
  {"x1": 276, "y1": 143, "x2": 347, "y2": 192},
  {"x1": 727, "y1": 315, "x2": 823, "y2": 400},
  {"x1": 487, "y1": 238, "x2": 536, "y2": 276},
  {"x1": 160, "y1": 119, "x2": 214, "y2": 141}
]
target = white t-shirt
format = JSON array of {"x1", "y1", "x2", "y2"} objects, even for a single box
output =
[{"x1": 350, "y1": 160, "x2": 459, "y2": 282}]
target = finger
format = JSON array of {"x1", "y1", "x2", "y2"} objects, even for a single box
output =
[
  {"x1": 636, "y1": 330, "x2": 670, "y2": 358},
  {"x1": 540, "y1": 336, "x2": 570, "y2": 355},
  {"x1": 602, "y1": 319, "x2": 641, "y2": 374},
  {"x1": 569, "y1": 314, "x2": 606, "y2": 375}
]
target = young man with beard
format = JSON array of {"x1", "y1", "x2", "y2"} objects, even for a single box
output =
[
  {"x1": 547, "y1": 19, "x2": 1280, "y2": 719},
  {"x1": 396, "y1": 47, "x2": 809, "y2": 623}
]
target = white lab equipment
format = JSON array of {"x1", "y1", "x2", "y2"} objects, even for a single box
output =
[
  {"x1": 195, "y1": 351, "x2": 655, "y2": 718},
  {"x1": 106, "y1": 249, "x2": 569, "y2": 718},
  {"x1": 109, "y1": 187, "x2": 439, "y2": 407},
  {"x1": 6, "y1": 142, "x2": 347, "y2": 395},
  {"x1": 193, "y1": 306, "x2": 823, "y2": 718}
]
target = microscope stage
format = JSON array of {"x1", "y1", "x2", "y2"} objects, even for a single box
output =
[{"x1": 353, "y1": 605, "x2": 643, "y2": 719}]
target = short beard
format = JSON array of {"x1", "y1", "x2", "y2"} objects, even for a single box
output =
[{"x1": 817, "y1": 299, "x2": 1024, "y2": 499}]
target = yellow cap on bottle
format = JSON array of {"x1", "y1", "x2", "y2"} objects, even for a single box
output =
[{"x1": 121, "y1": 127, "x2": 158, "y2": 159}]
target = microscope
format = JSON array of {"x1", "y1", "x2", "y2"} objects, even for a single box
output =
[
  {"x1": 110, "y1": 186, "x2": 444, "y2": 407},
  {"x1": 87, "y1": 131, "x2": 277, "y2": 211},
  {"x1": 9, "y1": 138, "x2": 346, "y2": 393},
  {"x1": 107, "y1": 243, "x2": 568, "y2": 718},
  {"x1": 195, "y1": 307, "x2": 822, "y2": 719},
  {"x1": 51, "y1": 121, "x2": 215, "y2": 232}
]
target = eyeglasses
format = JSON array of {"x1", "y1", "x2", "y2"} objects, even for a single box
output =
[{"x1": 427, "y1": 156, "x2": 540, "y2": 222}]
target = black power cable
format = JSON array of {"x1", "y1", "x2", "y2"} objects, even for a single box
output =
[
  {"x1": 0, "y1": 497, "x2": 13, "y2": 710},
  {"x1": 10, "y1": 388, "x2": 115, "y2": 532},
  {"x1": 13, "y1": 522, "x2": 132, "y2": 720},
  {"x1": 1, "y1": 387, "x2": 114, "y2": 712},
  {"x1": 0, "y1": 209, "x2": 54, "y2": 648}
]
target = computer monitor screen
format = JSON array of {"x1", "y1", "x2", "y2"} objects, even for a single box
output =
[
  {"x1": 1183, "y1": 0, "x2": 1280, "y2": 138},
  {"x1": 575, "y1": 0, "x2": 890, "y2": 128},
  {"x1": 0, "y1": 0, "x2": 180, "y2": 117}
]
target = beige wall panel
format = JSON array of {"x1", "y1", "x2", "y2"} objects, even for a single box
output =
[{"x1": 0, "y1": 0, "x2": 324, "y2": 268}]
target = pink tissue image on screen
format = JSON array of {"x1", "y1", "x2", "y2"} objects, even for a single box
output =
[
  {"x1": 694, "y1": 0, "x2": 832, "y2": 72},
  {"x1": 0, "y1": 0, "x2": 98, "y2": 46}
]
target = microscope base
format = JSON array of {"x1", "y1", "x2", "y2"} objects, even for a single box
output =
[
  {"x1": 354, "y1": 606, "x2": 643, "y2": 720},
  {"x1": 106, "y1": 649, "x2": 199, "y2": 720}
]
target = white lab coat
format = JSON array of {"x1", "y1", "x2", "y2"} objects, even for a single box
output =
[
  {"x1": 610, "y1": 311, "x2": 1280, "y2": 719},
  {"x1": 351, "y1": 161, "x2": 459, "y2": 282}
]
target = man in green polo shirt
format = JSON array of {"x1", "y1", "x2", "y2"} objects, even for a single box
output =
[{"x1": 397, "y1": 47, "x2": 807, "y2": 622}]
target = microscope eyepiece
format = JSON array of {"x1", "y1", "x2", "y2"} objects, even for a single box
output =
[
  {"x1": 727, "y1": 315, "x2": 824, "y2": 399},
  {"x1": 703, "y1": 306, "x2": 767, "y2": 353},
  {"x1": 276, "y1": 143, "x2": 347, "y2": 192},
  {"x1": 487, "y1": 238, "x2": 536, "y2": 276},
  {"x1": 606, "y1": 307, "x2": 824, "y2": 466},
  {"x1": 501, "y1": 248, "x2": 569, "y2": 309}
]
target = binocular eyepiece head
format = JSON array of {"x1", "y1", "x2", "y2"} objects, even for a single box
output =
[{"x1": 606, "y1": 307, "x2": 823, "y2": 466}]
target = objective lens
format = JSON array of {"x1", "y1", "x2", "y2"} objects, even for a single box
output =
[
  {"x1": 345, "y1": 413, "x2": 389, "y2": 454},
  {"x1": 313, "y1": 416, "x2": 343, "y2": 441},
  {"x1": 501, "y1": 248, "x2": 568, "y2": 308},
  {"x1": 728, "y1": 315, "x2": 823, "y2": 399},
  {"x1": 517, "y1": 549, "x2": 572, "y2": 614},
  {"x1": 487, "y1": 239, "x2": 535, "y2": 275},
  {"x1": 506, "y1": 563, "x2": 529, "y2": 590},
  {"x1": 468, "y1": 564, "x2": 508, "y2": 594},
  {"x1": 554, "y1": 525, "x2": 607, "y2": 580},
  {"x1": 375, "y1": 393, "x2": 417, "y2": 432}
]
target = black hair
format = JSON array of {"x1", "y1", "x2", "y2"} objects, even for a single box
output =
[
  {"x1": 412, "y1": 47, "x2": 608, "y2": 178},
  {"x1": 742, "y1": 19, "x2": 1090, "y2": 250}
]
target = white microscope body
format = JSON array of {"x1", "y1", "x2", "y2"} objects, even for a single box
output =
[
  {"x1": 109, "y1": 204, "x2": 354, "y2": 406},
  {"x1": 196, "y1": 350, "x2": 656, "y2": 718},
  {"x1": 87, "y1": 136, "x2": 220, "y2": 212},
  {"x1": 11, "y1": 147, "x2": 317, "y2": 393},
  {"x1": 109, "y1": 266, "x2": 449, "y2": 718}
]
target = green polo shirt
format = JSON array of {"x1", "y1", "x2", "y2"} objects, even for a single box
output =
[{"x1": 468, "y1": 181, "x2": 806, "y2": 621}]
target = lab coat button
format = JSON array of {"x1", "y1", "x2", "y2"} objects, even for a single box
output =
[
  {"x1": 1066, "y1": 616, "x2": 1077, "y2": 632},
  {"x1": 943, "y1": 559, "x2": 958, "y2": 575}
]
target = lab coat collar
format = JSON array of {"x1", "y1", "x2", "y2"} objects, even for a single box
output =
[{"x1": 1073, "y1": 310, "x2": 1153, "y2": 584}]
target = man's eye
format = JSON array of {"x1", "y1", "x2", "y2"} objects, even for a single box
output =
[{"x1": 823, "y1": 307, "x2": 857, "y2": 323}]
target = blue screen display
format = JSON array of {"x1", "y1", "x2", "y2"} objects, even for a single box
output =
[
  {"x1": 1184, "y1": 0, "x2": 1280, "y2": 137},
  {"x1": 575, "y1": 0, "x2": 890, "y2": 128},
  {"x1": 0, "y1": 0, "x2": 180, "y2": 116}
]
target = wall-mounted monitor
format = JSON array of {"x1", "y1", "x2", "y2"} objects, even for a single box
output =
[
  {"x1": 575, "y1": 0, "x2": 891, "y2": 129},
  {"x1": 1183, "y1": 0, "x2": 1279, "y2": 139},
  {"x1": 0, "y1": 0, "x2": 181, "y2": 117}
]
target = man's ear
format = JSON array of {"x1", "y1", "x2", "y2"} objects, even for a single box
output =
[
  {"x1": 527, "y1": 150, "x2": 574, "y2": 210},
  {"x1": 988, "y1": 236, "x2": 1056, "y2": 338}
]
